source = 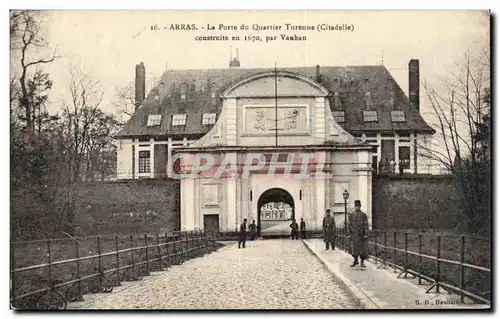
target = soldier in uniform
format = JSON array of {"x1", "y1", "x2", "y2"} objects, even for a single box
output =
[
  {"x1": 348, "y1": 200, "x2": 369, "y2": 267},
  {"x1": 289, "y1": 219, "x2": 299, "y2": 240},
  {"x1": 249, "y1": 220, "x2": 257, "y2": 240},
  {"x1": 238, "y1": 218, "x2": 247, "y2": 249},
  {"x1": 323, "y1": 209, "x2": 336, "y2": 250},
  {"x1": 300, "y1": 218, "x2": 306, "y2": 239}
]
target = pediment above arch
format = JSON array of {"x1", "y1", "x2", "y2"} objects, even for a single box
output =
[{"x1": 223, "y1": 72, "x2": 329, "y2": 98}]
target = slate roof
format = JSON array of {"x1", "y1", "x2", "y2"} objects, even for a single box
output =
[{"x1": 114, "y1": 65, "x2": 435, "y2": 138}]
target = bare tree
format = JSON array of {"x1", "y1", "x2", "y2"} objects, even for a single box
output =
[
  {"x1": 10, "y1": 10, "x2": 59, "y2": 132},
  {"x1": 113, "y1": 75, "x2": 161, "y2": 123},
  {"x1": 58, "y1": 64, "x2": 120, "y2": 182},
  {"x1": 420, "y1": 48, "x2": 490, "y2": 171},
  {"x1": 419, "y1": 47, "x2": 490, "y2": 233}
]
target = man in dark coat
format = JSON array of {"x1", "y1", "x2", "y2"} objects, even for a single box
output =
[
  {"x1": 249, "y1": 220, "x2": 257, "y2": 240},
  {"x1": 238, "y1": 218, "x2": 247, "y2": 249},
  {"x1": 348, "y1": 200, "x2": 369, "y2": 267},
  {"x1": 289, "y1": 219, "x2": 299, "y2": 240},
  {"x1": 299, "y1": 218, "x2": 306, "y2": 239},
  {"x1": 323, "y1": 209, "x2": 335, "y2": 250}
]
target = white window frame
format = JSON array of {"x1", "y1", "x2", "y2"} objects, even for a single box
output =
[
  {"x1": 391, "y1": 111, "x2": 406, "y2": 123},
  {"x1": 363, "y1": 111, "x2": 378, "y2": 122},
  {"x1": 202, "y1": 113, "x2": 217, "y2": 125},
  {"x1": 172, "y1": 114, "x2": 187, "y2": 126},
  {"x1": 147, "y1": 114, "x2": 162, "y2": 126},
  {"x1": 332, "y1": 111, "x2": 345, "y2": 123}
]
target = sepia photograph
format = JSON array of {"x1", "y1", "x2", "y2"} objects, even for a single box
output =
[{"x1": 8, "y1": 8, "x2": 492, "y2": 311}]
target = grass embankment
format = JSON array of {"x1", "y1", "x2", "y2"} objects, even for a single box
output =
[{"x1": 367, "y1": 231, "x2": 490, "y2": 303}]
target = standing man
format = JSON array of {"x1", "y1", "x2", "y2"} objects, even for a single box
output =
[
  {"x1": 322, "y1": 209, "x2": 336, "y2": 250},
  {"x1": 289, "y1": 219, "x2": 299, "y2": 240},
  {"x1": 300, "y1": 218, "x2": 306, "y2": 239},
  {"x1": 348, "y1": 200, "x2": 369, "y2": 267},
  {"x1": 238, "y1": 218, "x2": 247, "y2": 249},
  {"x1": 249, "y1": 220, "x2": 257, "y2": 240}
]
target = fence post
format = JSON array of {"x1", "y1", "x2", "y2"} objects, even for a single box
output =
[
  {"x1": 97, "y1": 237, "x2": 103, "y2": 288},
  {"x1": 436, "y1": 235, "x2": 441, "y2": 293},
  {"x1": 378, "y1": 231, "x2": 387, "y2": 269},
  {"x1": 47, "y1": 240, "x2": 52, "y2": 285},
  {"x1": 418, "y1": 233, "x2": 423, "y2": 285},
  {"x1": 130, "y1": 235, "x2": 135, "y2": 278},
  {"x1": 173, "y1": 236, "x2": 177, "y2": 264},
  {"x1": 164, "y1": 232, "x2": 169, "y2": 268},
  {"x1": 393, "y1": 232, "x2": 397, "y2": 273},
  {"x1": 197, "y1": 231, "x2": 200, "y2": 250},
  {"x1": 75, "y1": 240, "x2": 83, "y2": 298},
  {"x1": 144, "y1": 234, "x2": 150, "y2": 275},
  {"x1": 460, "y1": 236, "x2": 465, "y2": 303},
  {"x1": 10, "y1": 243, "x2": 16, "y2": 307},
  {"x1": 374, "y1": 231, "x2": 378, "y2": 264},
  {"x1": 397, "y1": 232, "x2": 408, "y2": 278},
  {"x1": 156, "y1": 234, "x2": 162, "y2": 271},
  {"x1": 115, "y1": 236, "x2": 121, "y2": 286}
]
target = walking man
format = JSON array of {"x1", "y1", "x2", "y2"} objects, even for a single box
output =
[
  {"x1": 300, "y1": 218, "x2": 306, "y2": 239},
  {"x1": 323, "y1": 209, "x2": 335, "y2": 250},
  {"x1": 249, "y1": 220, "x2": 257, "y2": 240},
  {"x1": 348, "y1": 200, "x2": 369, "y2": 267},
  {"x1": 289, "y1": 219, "x2": 299, "y2": 240},
  {"x1": 238, "y1": 218, "x2": 247, "y2": 249}
]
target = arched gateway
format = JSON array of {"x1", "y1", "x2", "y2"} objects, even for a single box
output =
[
  {"x1": 173, "y1": 71, "x2": 374, "y2": 235},
  {"x1": 257, "y1": 188, "x2": 294, "y2": 236}
]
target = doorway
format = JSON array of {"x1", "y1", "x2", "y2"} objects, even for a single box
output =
[
  {"x1": 257, "y1": 188, "x2": 295, "y2": 236},
  {"x1": 203, "y1": 214, "x2": 220, "y2": 239}
]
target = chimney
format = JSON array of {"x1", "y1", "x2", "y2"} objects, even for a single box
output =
[
  {"x1": 409, "y1": 59, "x2": 420, "y2": 111},
  {"x1": 135, "y1": 62, "x2": 146, "y2": 109},
  {"x1": 229, "y1": 47, "x2": 240, "y2": 68},
  {"x1": 315, "y1": 65, "x2": 321, "y2": 82}
]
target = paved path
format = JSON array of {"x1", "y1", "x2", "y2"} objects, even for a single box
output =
[
  {"x1": 303, "y1": 239, "x2": 490, "y2": 310},
  {"x1": 68, "y1": 239, "x2": 360, "y2": 310}
]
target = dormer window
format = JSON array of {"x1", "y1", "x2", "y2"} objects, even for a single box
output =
[
  {"x1": 202, "y1": 113, "x2": 217, "y2": 125},
  {"x1": 172, "y1": 114, "x2": 187, "y2": 126},
  {"x1": 391, "y1": 111, "x2": 406, "y2": 122},
  {"x1": 334, "y1": 91, "x2": 342, "y2": 109},
  {"x1": 332, "y1": 111, "x2": 345, "y2": 123},
  {"x1": 365, "y1": 91, "x2": 373, "y2": 110},
  {"x1": 147, "y1": 114, "x2": 162, "y2": 126},
  {"x1": 180, "y1": 83, "x2": 188, "y2": 102},
  {"x1": 363, "y1": 111, "x2": 378, "y2": 122}
]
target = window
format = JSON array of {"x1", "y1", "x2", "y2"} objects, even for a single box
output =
[
  {"x1": 147, "y1": 114, "x2": 162, "y2": 126},
  {"x1": 138, "y1": 151, "x2": 151, "y2": 173},
  {"x1": 363, "y1": 111, "x2": 378, "y2": 122},
  {"x1": 332, "y1": 111, "x2": 345, "y2": 123},
  {"x1": 202, "y1": 113, "x2": 217, "y2": 125},
  {"x1": 391, "y1": 111, "x2": 406, "y2": 122},
  {"x1": 172, "y1": 114, "x2": 187, "y2": 126},
  {"x1": 399, "y1": 146, "x2": 411, "y2": 169}
]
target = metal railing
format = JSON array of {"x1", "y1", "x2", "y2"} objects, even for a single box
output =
[
  {"x1": 10, "y1": 231, "x2": 217, "y2": 310},
  {"x1": 335, "y1": 228, "x2": 490, "y2": 305}
]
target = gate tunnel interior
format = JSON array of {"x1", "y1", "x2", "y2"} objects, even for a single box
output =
[{"x1": 256, "y1": 188, "x2": 295, "y2": 236}]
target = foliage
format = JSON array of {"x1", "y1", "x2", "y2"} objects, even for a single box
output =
[
  {"x1": 420, "y1": 48, "x2": 491, "y2": 235},
  {"x1": 10, "y1": 12, "x2": 119, "y2": 240}
]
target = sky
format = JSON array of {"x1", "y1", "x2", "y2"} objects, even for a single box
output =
[{"x1": 26, "y1": 10, "x2": 490, "y2": 122}]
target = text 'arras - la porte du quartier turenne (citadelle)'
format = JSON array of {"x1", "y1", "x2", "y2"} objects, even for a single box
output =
[{"x1": 150, "y1": 23, "x2": 355, "y2": 43}]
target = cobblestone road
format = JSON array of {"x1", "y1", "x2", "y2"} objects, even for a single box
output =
[{"x1": 70, "y1": 239, "x2": 360, "y2": 310}]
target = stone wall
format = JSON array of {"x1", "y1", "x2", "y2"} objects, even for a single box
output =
[
  {"x1": 372, "y1": 174, "x2": 463, "y2": 230},
  {"x1": 73, "y1": 179, "x2": 180, "y2": 236}
]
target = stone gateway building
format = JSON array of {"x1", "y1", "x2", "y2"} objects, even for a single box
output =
[{"x1": 114, "y1": 56, "x2": 435, "y2": 235}]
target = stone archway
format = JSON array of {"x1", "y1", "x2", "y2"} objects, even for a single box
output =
[{"x1": 257, "y1": 188, "x2": 295, "y2": 236}]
